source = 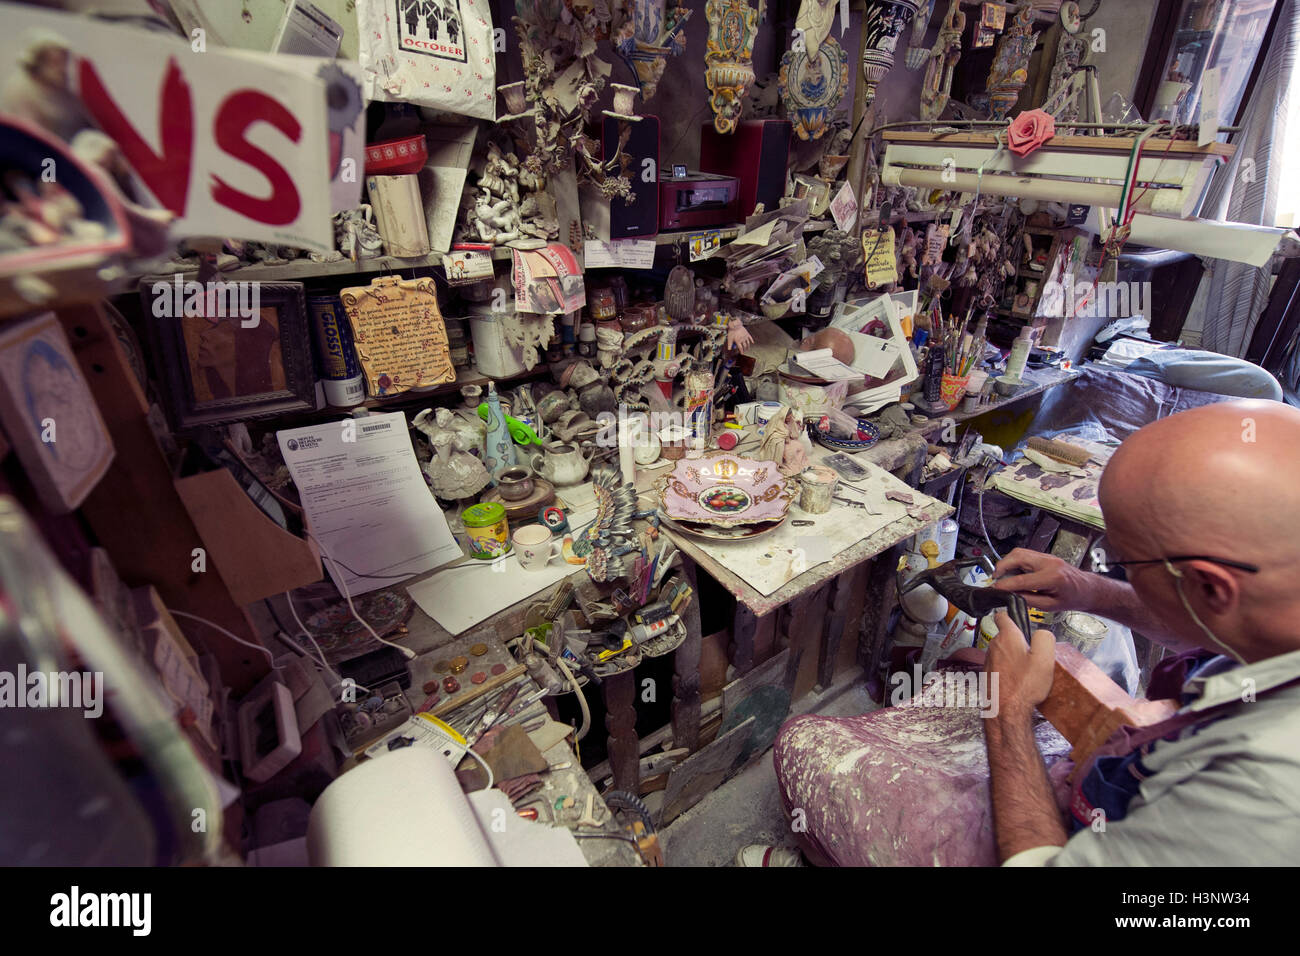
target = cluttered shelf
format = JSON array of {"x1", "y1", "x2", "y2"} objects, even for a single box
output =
[{"x1": 907, "y1": 365, "x2": 1079, "y2": 436}]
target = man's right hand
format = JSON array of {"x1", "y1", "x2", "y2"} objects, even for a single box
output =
[{"x1": 992, "y1": 548, "x2": 1096, "y2": 613}]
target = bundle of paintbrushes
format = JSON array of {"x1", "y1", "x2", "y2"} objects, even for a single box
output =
[{"x1": 931, "y1": 306, "x2": 987, "y2": 378}]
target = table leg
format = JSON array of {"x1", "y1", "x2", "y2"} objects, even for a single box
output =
[
  {"x1": 816, "y1": 567, "x2": 856, "y2": 692},
  {"x1": 602, "y1": 669, "x2": 639, "y2": 794},
  {"x1": 671, "y1": 559, "x2": 703, "y2": 754},
  {"x1": 730, "y1": 604, "x2": 758, "y2": 677}
]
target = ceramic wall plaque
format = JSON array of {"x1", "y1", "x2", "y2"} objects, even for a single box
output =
[
  {"x1": 795, "y1": 0, "x2": 839, "y2": 58},
  {"x1": 860, "y1": 0, "x2": 921, "y2": 109},
  {"x1": 985, "y1": 2, "x2": 1038, "y2": 120},
  {"x1": 779, "y1": 35, "x2": 850, "y2": 141},
  {"x1": 919, "y1": 0, "x2": 965, "y2": 120},
  {"x1": 705, "y1": 0, "x2": 759, "y2": 135},
  {"x1": 617, "y1": 0, "x2": 691, "y2": 101},
  {"x1": 341, "y1": 275, "x2": 455, "y2": 398}
]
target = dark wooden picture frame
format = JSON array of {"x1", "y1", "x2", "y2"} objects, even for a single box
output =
[{"x1": 141, "y1": 277, "x2": 315, "y2": 429}]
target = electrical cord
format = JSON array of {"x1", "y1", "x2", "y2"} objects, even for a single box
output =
[
  {"x1": 554, "y1": 655, "x2": 591, "y2": 742},
  {"x1": 462, "y1": 743, "x2": 495, "y2": 791},
  {"x1": 307, "y1": 531, "x2": 416, "y2": 660},
  {"x1": 167, "y1": 608, "x2": 275, "y2": 668},
  {"x1": 977, "y1": 460, "x2": 1004, "y2": 563}
]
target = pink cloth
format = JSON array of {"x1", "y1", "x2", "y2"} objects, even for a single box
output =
[
  {"x1": 1007, "y1": 109, "x2": 1056, "y2": 157},
  {"x1": 774, "y1": 696, "x2": 1072, "y2": 866}
]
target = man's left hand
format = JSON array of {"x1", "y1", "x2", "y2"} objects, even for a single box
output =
[{"x1": 985, "y1": 610, "x2": 1056, "y2": 718}]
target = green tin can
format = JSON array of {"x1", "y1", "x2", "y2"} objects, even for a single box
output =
[{"x1": 462, "y1": 502, "x2": 511, "y2": 559}]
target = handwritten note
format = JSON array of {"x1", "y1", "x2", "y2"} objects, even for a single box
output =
[{"x1": 864, "y1": 227, "x2": 898, "y2": 288}]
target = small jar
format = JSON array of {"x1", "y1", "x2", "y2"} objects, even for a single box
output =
[
  {"x1": 589, "y1": 289, "x2": 617, "y2": 323},
  {"x1": 577, "y1": 322, "x2": 597, "y2": 357},
  {"x1": 620, "y1": 304, "x2": 656, "y2": 333}
]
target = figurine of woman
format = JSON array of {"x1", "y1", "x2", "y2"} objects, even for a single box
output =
[{"x1": 413, "y1": 407, "x2": 491, "y2": 500}]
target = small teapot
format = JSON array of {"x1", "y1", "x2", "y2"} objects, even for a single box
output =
[{"x1": 531, "y1": 441, "x2": 594, "y2": 486}]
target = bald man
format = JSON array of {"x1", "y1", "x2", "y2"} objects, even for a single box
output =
[
  {"x1": 987, "y1": 399, "x2": 1300, "y2": 865},
  {"x1": 758, "y1": 400, "x2": 1300, "y2": 867}
]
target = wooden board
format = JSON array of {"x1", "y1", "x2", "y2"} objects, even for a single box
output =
[{"x1": 659, "y1": 715, "x2": 755, "y2": 826}]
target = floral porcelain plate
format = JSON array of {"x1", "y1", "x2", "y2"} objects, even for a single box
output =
[{"x1": 656, "y1": 452, "x2": 794, "y2": 528}]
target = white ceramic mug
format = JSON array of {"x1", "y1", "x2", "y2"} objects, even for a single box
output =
[{"x1": 512, "y1": 524, "x2": 562, "y2": 572}]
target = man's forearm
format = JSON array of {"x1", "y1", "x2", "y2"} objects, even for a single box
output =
[
  {"x1": 985, "y1": 708, "x2": 1067, "y2": 862},
  {"x1": 1074, "y1": 574, "x2": 1189, "y2": 649}
]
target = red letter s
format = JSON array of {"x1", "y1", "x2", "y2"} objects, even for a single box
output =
[{"x1": 211, "y1": 91, "x2": 302, "y2": 227}]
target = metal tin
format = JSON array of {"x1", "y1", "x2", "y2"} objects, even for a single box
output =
[{"x1": 462, "y1": 501, "x2": 511, "y2": 559}]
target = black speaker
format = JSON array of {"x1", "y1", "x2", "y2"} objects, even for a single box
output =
[
  {"x1": 580, "y1": 114, "x2": 660, "y2": 240},
  {"x1": 700, "y1": 119, "x2": 791, "y2": 219}
]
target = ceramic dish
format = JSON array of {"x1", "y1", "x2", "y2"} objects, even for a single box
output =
[
  {"x1": 656, "y1": 452, "x2": 794, "y2": 528},
  {"x1": 813, "y1": 419, "x2": 880, "y2": 452},
  {"x1": 659, "y1": 513, "x2": 788, "y2": 542}
]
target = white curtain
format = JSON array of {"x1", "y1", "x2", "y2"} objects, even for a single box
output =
[{"x1": 1199, "y1": 0, "x2": 1300, "y2": 358}]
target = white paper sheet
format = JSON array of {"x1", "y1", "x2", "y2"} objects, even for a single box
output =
[
  {"x1": 276, "y1": 413, "x2": 461, "y2": 596},
  {"x1": 583, "y1": 239, "x2": 657, "y2": 269},
  {"x1": 406, "y1": 546, "x2": 582, "y2": 635}
]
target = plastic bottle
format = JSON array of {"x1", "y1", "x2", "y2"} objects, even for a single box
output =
[
  {"x1": 1005, "y1": 326, "x2": 1034, "y2": 381},
  {"x1": 483, "y1": 382, "x2": 516, "y2": 480}
]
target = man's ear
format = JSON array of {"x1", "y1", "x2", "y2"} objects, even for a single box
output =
[{"x1": 1186, "y1": 562, "x2": 1239, "y2": 616}]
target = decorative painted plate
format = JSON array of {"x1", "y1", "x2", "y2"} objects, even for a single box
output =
[
  {"x1": 778, "y1": 35, "x2": 851, "y2": 141},
  {"x1": 656, "y1": 453, "x2": 794, "y2": 528},
  {"x1": 813, "y1": 419, "x2": 881, "y2": 452},
  {"x1": 660, "y1": 513, "x2": 788, "y2": 542}
]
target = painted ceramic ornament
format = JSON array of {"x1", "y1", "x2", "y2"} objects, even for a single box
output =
[
  {"x1": 905, "y1": 0, "x2": 937, "y2": 69},
  {"x1": 794, "y1": 0, "x2": 839, "y2": 58},
  {"x1": 704, "y1": 0, "x2": 760, "y2": 135},
  {"x1": 779, "y1": 36, "x2": 850, "y2": 141},
  {"x1": 860, "y1": 0, "x2": 922, "y2": 110},
  {"x1": 920, "y1": 0, "x2": 965, "y2": 121},
  {"x1": 985, "y1": 2, "x2": 1038, "y2": 120},
  {"x1": 617, "y1": 0, "x2": 692, "y2": 101},
  {"x1": 656, "y1": 453, "x2": 795, "y2": 528}
]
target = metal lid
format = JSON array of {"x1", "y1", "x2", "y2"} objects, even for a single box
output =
[{"x1": 462, "y1": 501, "x2": 506, "y2": 526}]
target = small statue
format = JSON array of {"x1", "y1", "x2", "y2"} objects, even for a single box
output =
[{"x1": 412, "y1": 407, "x2": 492, "y2": 500}]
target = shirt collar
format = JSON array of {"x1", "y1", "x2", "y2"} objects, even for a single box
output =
[{"x1": 1183, "y1": 647, "x2": 1300, "y2": 710}]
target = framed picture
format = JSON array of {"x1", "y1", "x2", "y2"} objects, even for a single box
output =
[
  {"x1": 0, "y1": 312, "x2": 114, "y2": 513},
  {"x1": 141, "y1": 278, "x2": 316, "y2": 429}
]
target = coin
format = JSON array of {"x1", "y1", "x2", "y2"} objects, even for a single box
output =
[
  {"x1": 442, "y1": 677, "x2": 460, "y2": 694},
  {"x1": 471, "y1": 671, "x2": 487, "y2": 684},
  {"x1": 490, "y1": 662, "x2": 507, "y2": 676},
  {"x1": 422, "y1": 680, "x2": 440, "y2": 694},
  {"x1": 433, "y1": 659, "x2": 451, "y2": 673},
  {"x1": 450, "y1": 655, "x2": 469, "y2": 673},
  {"x1": 470, "y1": 643, "x2": 489, "y2": 657}
]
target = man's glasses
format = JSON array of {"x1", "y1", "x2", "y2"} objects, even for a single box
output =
[{"x1": 1098, "y1": 555, "x2": 1260, "y2": 582}]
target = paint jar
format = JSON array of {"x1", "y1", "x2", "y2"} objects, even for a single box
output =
[
  {"x1": 461, "y1": 501, "x2": 511, "y2": 560},
  {"x1": 1060, "y1": 611, "x2": 1109, "y2": 654},
  {"x1": 798, "y1": 465, "x2": 838, "y2": 514}
]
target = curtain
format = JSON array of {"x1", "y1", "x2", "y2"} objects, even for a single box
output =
[{"x1": 1199, "y1": 0, "x2": 1300, "y2": 358}]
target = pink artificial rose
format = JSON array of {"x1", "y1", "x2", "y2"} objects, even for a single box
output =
[{"x1": 1007, "y1": 109, "x2": 1056, "y2": 157}]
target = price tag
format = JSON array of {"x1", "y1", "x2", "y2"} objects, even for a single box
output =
[
  {"x1": 922, "y1": 224, "x2": 948, "y2": 265},
  {"x1": 830, "y1": 182, "x2": 858, "y2": 232}
]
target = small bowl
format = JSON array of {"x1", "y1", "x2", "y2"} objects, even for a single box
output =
[
  {"x1": 496, "y1": 467, "x2": 535, "y2": 501},
  {"x1": 994, "y1": 374, "x2": 1023, "y2": 397}
]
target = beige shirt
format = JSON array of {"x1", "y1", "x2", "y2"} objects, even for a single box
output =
[{"x1": 1006, "y1": 647, "x2": 1300, "y2": 866}]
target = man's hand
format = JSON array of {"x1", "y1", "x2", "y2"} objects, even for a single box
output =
[
  {"x1": 985, "y1": 610, "x2": 1056, "y2": 719},
  {"x1": 992, "y1": 548, "x2": 1096, "y2": 613}
]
